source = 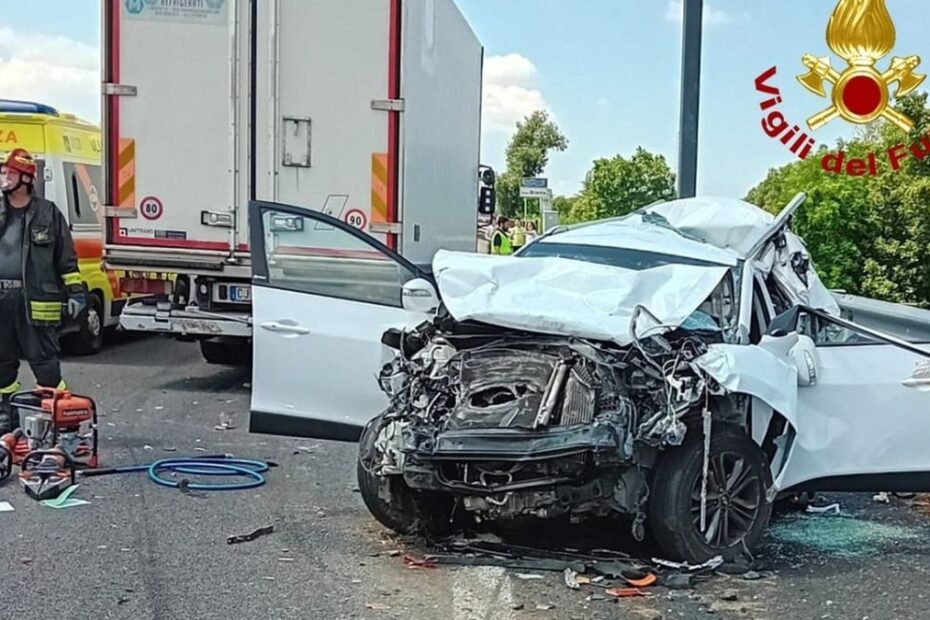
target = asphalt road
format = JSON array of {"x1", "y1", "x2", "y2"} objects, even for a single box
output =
[{"x1": 3, "y1": 334, "x2": 930, "y2": 620}]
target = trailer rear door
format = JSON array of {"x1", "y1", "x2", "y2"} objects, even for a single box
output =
[{"x1": 104, "y1": 0, "x2": 245, "y2": 255}]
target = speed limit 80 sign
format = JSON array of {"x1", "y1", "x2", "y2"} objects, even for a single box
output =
[
  {"x1": 140, "y1": 196, "x2": 164, "y2": 221},
  {"x1": 344, "y1": 208, "x2": 368, "y2": 230}
]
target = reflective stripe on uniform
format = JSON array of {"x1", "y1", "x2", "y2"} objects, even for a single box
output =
[
  {"x1": 62, "y1": 272, "x2": 82, "y2": 287},
  {"x1": 30, "y1": 300, "x2": 62, "y2": 321},
  {"x1": 0, "y1": 381, "x2": 20, "y2": 395}
]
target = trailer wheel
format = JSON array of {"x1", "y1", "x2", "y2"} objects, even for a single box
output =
[
  {"x1": 200, "y1": 338, "x2": 252, "y2": 366},
  {"x1": 63, "y1": 293, "x2": 105, "y2": 356}
]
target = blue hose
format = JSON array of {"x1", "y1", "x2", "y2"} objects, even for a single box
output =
[{"x1": 81, "y1": 457, "x2": 270, "y2": 491}]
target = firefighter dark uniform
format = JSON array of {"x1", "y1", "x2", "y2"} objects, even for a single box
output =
[{"x1": 0, "y1": 149, "x2": 83, "y2": 433}]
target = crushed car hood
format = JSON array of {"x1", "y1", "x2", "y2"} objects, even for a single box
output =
[
  {"x1": 645, "y1": 196, "x2": 840, "y2": 315},
  {"x1": 432, "y1": 250, "x2": 730, "y2": 346}
]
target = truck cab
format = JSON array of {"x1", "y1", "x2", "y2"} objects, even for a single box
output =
[{"x1": 0, "y1": 99, "x2": 126, "y2": 354}]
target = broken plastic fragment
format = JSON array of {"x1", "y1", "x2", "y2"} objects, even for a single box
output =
[
  {"x1": 625, "y1": 573, "x2": 658, "y2": 588},
  {"x1": 805, "y1": 503, "x2": 841, "y2": 515},
  {"x1": 605, "y1": 587, "x2": 645, "y2": 598},
  {"x1": 563, "y1": 568, "x2": 581, "y2": 590}
]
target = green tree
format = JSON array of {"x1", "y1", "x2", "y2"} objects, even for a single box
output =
[
  {"x1": 496, "y1": 111, "x2": 568, "y2": 216},
  {"x1": 746, "y1": 92, "x2": 930, "y2": 304},
  {"x1": 562, "y1": 148, "x2": 677, "y2": 224}
]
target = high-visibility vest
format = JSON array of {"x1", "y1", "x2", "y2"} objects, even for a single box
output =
[
  {"x1": 511, "y1": 225, "x2": 526, "y2": 247},
  {"x1": 491, "y1": 230, "x2": 513, "y2": 255}
]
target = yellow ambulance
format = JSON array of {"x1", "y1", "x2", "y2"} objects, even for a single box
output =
[{"x1": 0, "y1": 99, "x2": 124, "y2": 355}]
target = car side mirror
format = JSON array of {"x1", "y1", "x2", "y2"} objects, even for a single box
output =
[
  {"x1": 791, "y1": 335, "x2": 819, "y2": 387},
  {"x1": 402, "y1": 278, "x2": 439, "y2": 313},
  {"x1": 768, "y1": 305, "x2": 802, "y2": 338}
]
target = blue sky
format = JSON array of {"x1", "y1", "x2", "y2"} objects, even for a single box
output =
[{"x1": 3, "y1": 0, "x2": 929, "y2": 198}]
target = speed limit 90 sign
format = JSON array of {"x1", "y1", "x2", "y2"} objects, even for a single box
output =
[{"x1": 344, "y1": 208, "x2": 368, "y2": 230}]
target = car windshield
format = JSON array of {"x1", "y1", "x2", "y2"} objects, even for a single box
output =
[{"x1": 518, "y1": 241, "x2": 722, "y2": 271}]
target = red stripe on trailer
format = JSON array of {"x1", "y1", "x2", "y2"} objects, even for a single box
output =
[
  {"x1": 386, "y1": 0, "x2": 401, "y2": 251},
  {"x1": 108, "y1": 0, "x2": 121, "y2": 246}
]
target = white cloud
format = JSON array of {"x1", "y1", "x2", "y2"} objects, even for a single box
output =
[
  {"x1": 665, "y1": 0, "x2": 732, "y2": 26},
  {"x1": 483, "y1": 53, "x2": 550, "y2": 133},
  {"x1": 0, "y1": 28, "x2": 100, "y2": 122}
]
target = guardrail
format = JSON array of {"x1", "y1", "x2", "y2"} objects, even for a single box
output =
[{"x1": 833, "y1": 293, "x2": 930, "y2": 342}]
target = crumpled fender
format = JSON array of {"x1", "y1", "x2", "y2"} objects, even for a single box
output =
[{"x1": 694, "y1": 342, "x2": 799, "y2": 432}]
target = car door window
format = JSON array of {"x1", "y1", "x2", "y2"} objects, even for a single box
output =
[
  {"x1": 64, "y1": 162, "x2": 103, "y2": 227},
  {"x1": 808, "y1": 314, "x2": 881, "y2": 346},
  {"x1": 258, "y1": 207, "x2": 418, "y2": 308}
]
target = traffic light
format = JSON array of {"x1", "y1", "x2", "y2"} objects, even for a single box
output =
[{"x1": 478, "y1": 165, "x2": 496, "y2": 215}]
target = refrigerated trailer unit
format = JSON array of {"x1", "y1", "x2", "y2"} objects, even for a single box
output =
[{"x1": 103, "y1": 0, "x2": 484, "y2": 362}]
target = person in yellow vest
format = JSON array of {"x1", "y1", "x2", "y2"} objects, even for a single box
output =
[
  {"x1": 510, "y1": 220, "x2": 527, "y2": 252},
  {"x1": 491, "y1": 217, "x2": 513, "y2": 255}
]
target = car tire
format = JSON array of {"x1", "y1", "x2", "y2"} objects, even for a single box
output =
[
  {"x1": 356, "y1": 415, "x2": 453, "y2": 536},
  {"x1": 648, "y1": 423, "x2": 772, "y2": 564},
  {"x1": 64, "y1": 293, "x2": 105, "y2": 356},
  {"x1": 199, "y1": 338, "x2": 252, "y2": 366}
]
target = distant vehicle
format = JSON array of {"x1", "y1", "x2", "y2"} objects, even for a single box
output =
[
  {"x1": 246, "y1": 193, "x2": 930, "y2": 563},
  {"x1": 0, "y1": 99, "x2": 127, "y2": 354},
  {"x1": 102, "y1": 0, "x2": 488, "y2": 365}
]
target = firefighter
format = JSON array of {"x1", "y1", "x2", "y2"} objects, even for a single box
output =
[{"x1": 0, "y1": 148, "x2": 84, "y2": 433}]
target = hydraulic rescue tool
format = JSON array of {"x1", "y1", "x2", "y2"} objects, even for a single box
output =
[{"x1": 0, "y1": 389, "x2": 98, "y2": 499}]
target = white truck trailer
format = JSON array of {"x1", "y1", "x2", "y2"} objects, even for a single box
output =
[{"x1": 102, "y1": 0, "x2": 486, "y2": 363}]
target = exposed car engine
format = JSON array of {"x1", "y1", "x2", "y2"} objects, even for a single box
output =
[{"x1": 361, "y1": 304, "x2": 738, "y2": 537}]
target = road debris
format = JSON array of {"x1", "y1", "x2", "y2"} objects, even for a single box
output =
[
  {"x1": 873, "y1": 492, "x2": 890, "y2": 503},
  {"x1": 227, "y1": 525, "x2": 275, "y2": 545},
  {"x1": 626, "y1": 573, "x2": 658, "y2": 588},
  {"x1": 662, "y1": 574, "x2": 695, "y2": 590},
  {"x1": 366, "y1": 603, "x2": 390, "y2": 611},
  {"x1": 515, "y1": 573, "x2": 545, "y2": 580},
  {"x1": 535, "y1": 604, "x2": 555, "y2": 611},
  {"x1": 652, "y1": 555, "x2": 724, "y2": 572},
  {"x1": 606, "y1": 587, "x2": 646, "y2": 598},
  {"x1": 720, "y1": 589, "x2": 739, "y2": 601},
  {"x1": 563, "y1": 568, "x2": 582, "y2": 590},
  {"x1": 0, "y1": 501, "x2": 13, "y2": 513},
  {"x1": 402, "y1": 554, "x2": 437, "y2": 569},
  {"x1": 806, "y1": 503, "x2": 841, "y2": 515}
]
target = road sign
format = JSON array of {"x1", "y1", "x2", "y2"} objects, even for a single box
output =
[
  {"x1": 520, "y1": 186, "x2": 550, "y2": 199},
  {"x1": 520, "y1": 177, "x2": 549, "y2": 198}
]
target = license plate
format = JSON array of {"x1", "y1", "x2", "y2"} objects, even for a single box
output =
[{"x1": 230, "y1": 285, "x2": 251, "y2": 302}]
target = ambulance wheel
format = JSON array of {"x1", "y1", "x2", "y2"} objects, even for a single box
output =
[
  {"x1": 200, "y1": 338, "x2": 252, "y2": 366},
  {"x1": 65, "y1": 293, "x2": 104, "y2": 356}
]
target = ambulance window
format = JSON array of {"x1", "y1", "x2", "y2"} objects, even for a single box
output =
[{"x1": 63, "y1": 162, "x2": 102, "y2": 227}]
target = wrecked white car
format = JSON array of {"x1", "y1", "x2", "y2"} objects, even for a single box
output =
[{"x1": 248, "y1": 193, "x2": 930, "y2": 563}]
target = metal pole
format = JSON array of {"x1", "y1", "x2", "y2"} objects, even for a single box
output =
[{"x1": 677, "y1": 0, "x2": 703, "y2": 199}]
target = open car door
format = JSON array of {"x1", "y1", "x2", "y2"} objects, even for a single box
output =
[
  {"x1": 248, "y1": 201, "x2": 440, "y2": 442},
  {"x1": 774, "y1": 308, "x2": 930, "y2": 492}
]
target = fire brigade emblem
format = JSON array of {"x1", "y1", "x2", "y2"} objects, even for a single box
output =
[{"x1": 797, "y1": 0, "x2": 925, "y2": 131}]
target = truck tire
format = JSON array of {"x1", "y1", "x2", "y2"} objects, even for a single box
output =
[
  {"x1": 200, "y1": 338, "x2": 252, "y2": 366},
  {"x1": 63, "y1": 293, "x2": 105, "y2": 356},
  {"x1": 648, "y1": 423, "x2": 772, "y2": 564},
  {"x1": 356, "y1": 415, "x2": 453, "y2": 536}
]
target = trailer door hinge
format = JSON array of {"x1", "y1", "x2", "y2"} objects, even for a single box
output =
[
  {"x1": 103, "y1": 83, "x2": 138, "y2": 96},
  {"x1": 104, "y1": 205, "x2": 138, "y2": 218},
  {"x1": 371, "y1": 99, "x2": 405, "y2": 112},
  {"x1": 369, "y1": 222, "x2": 402, "y2": 235}
]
